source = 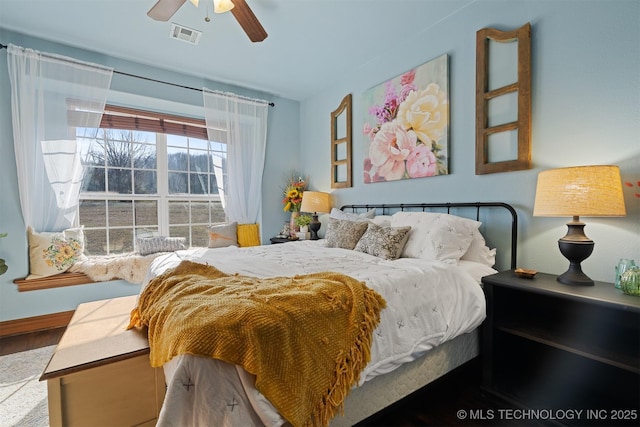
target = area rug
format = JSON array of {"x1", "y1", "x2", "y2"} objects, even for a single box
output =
[{"x1": 0, "y1": 345, "x2": 54, "y2": 427}]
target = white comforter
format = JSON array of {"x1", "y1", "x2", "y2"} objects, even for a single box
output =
[{"x1": 141, "y1": 240, "x2": 488, "y2": 426}]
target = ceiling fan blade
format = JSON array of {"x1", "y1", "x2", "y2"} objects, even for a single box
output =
[
  {"x1": 230, "y1": 0, "x2": 268, "y2": 42},
  {"x1": 147, "y1": 0, "x2": 187, "y2": 21}
]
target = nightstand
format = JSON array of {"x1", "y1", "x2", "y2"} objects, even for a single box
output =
[
  {"x1": 481, "y1": 270, "x2": 640, "y2": 421},
  {"x1": 270, "y1": 237, "x2": 298, "y2": 244}
]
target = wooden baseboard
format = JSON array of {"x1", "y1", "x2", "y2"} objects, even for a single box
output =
[{"x1": 0, "y1": 310, "x2": 74, "y2": 337}]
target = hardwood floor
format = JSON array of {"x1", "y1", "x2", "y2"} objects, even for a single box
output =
[
  {"x1": 0, "y1": 327, "x2": 65, "y2": 356},
  {"x1": 1, "y1": 328, "x2": 541, "y2": 427}
]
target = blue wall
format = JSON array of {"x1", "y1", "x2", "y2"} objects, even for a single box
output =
[
  {"x1": 299, "y1": 0, "x2": 639, "y2": 282},
  {"x1": 0, "y1": 0, "x2": 639, "y2": 322},
  {"x1": 0, "y1": 30, "x2": 299, "y2": 321}
]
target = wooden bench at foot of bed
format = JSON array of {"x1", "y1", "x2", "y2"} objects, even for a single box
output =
[{"x1": 40, "y1": 295, "x2": 165, "y2": 427}]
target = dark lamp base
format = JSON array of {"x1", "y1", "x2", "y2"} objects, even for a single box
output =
[
  {"x1": 309, "y1": 214, "x2": 321, "y2": 240},
  {"x1": 557, "y1": 220, "x2": 595, "y2": 286}
]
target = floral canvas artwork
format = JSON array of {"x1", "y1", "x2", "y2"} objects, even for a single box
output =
[{"x1": 363, "y1": 54, "x2": 449, "y2": 183}]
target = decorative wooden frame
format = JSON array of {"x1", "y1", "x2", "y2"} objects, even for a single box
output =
[
  {"x1": 476, "y1": 23, "x2": 531, "y2": 175},
  {"x1": 330, "y1": 94, "x2": 352, "y2": 188}
]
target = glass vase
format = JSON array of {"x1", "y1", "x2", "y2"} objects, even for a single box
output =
[
  {"x1": 290, "y1": 212, "x2": 300, "y2": 237},
  {"x1": 615, "y1": 258, "x2": 636, "y2": 289},
  {"x1": 620, "y1": 267, "x2": 640, "y2": 296}
]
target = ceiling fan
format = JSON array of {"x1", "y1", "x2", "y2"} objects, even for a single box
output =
[{"x1": 147, "y1": 0, "x2": 268, "y2": 42}]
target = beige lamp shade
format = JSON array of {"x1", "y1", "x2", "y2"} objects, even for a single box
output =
[
  {"x1": 300, "y1": 191, "x2": 331, "y2": 214},
  {"x1": 533, "y1": 165, "x2": 626, "y2": 217}
]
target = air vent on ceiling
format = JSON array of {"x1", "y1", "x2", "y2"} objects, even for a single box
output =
[{"x1": 169, "y1": 23, "x2": 202, "y2": 45}]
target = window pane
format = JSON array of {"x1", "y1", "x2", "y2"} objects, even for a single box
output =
[
  {"x1": 104, "y1": 138, "x2": 132, "y2": 168},
  {"x1": 169, "y1": 201, "x2": 190, "y2": 225},
  {"x1": 211, "y1": 201, "x2": 226, "y2": 223},
  {"x1": 135, "y1": 200, "x2": 158, "y2": 226},
  {"x1": 109, "y1": 228, "x2": 134, "y2": 253},
  {"x1": 169, "y1": 225, "x2": 190, "y2": 241},
  {"x1": 190, "y1": 138, "x2": 208, "y2": 151},
  {"x1": 167, "y1": 134, "x2": 188, "y2": 148},
  {"x1": 131, "y1": 142, "x2": 156, "y2": 170},
  {"x1": 168, "y1": 172, "x2": 188, "y2": 194},
  {"x1": 82, "y1": 167, "x2": 105, "y2": 192},
  {"x1": 130, "y1": 130, "x2": 155, "y2": 144},
  {"x1": 107, "y1": 168, "x2": 132, "y2": 194},
  {"x1": 190, "y1": 173, "x2": 207, "y2": 194},
  {"x1": 168, "y1": 147, "x2": 188, "y2": 171},
  {"x1": 191, "y1": 202, "x2": 211, "y2": 224},
  {"x1": 108, "y1": 200, "x2": 133, "y2": 227},
  {"x1": 134, "y1": 170, "x2": 157, "y2": 194},
  {"x1": 79, "y1": 200, "x2": 106, "y2": 227},
  {"x1": 209, "y1": 175, "x2": 219, "y2": 195},
  {"x1": 191, "y1": 224, "x2": 209, "y2": 247},
  {"x1": 84, "y1": 228, "x2": 107, "y2": 256}
]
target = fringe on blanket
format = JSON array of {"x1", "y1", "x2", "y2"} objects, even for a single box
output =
[{"x1": 69, "y1": 252, "x2": 166, "y2": 284}]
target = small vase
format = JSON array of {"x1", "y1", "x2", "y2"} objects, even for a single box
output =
[
  {"x1": 290, "y1": 212, "x2": 300, "y2": 237},
  {"x1": 615, "y1": 258, "x2": 636, "y2": 289},
  {"x1": 620, "y1": 267, "x2": 640, "y2": 296}
]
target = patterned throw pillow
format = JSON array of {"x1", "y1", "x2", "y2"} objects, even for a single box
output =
[
  {"x1": 27, "y1": 226, "x2": 85, "y2": 279},
  {"x1": 208, "y1": 222, "x2": 238, "y2": 248},
  {"x1": 237, "y1": 223, "x2": 261, "y2": 247},
  {"x1": 324, "y1": 218, "x2": 369, "y2": 250},
  {"x1": 136, "y1": 236, "x2": 187, "y2": 256},
  {"x1": 354, "y1": 223, "x2": 411, "y2": 260}
]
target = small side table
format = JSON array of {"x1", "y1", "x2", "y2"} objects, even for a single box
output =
[
  {"x1": 270, "y1": 236, "x2": 298, "y2": 244},
  {"x1": 481, "y1": 269, "x2": 640, "y2": 413}
]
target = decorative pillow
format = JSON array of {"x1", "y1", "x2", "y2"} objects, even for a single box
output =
[
  {"x1": 461, "y1": 229, "x2": 497, "y2": 267},
  {"x1": 354, "y1": 223, "x2": 411, "y2": 260},
  {"x1": 237, "y1": 223, "x2": 261, "y2": 247},
  {"x1": 329, "y1": 208, "x2": 376, "y2": 222},
  {"x1": 208, "y1": 222, "x2": 238, "y2": 248},
  {"x1": 369, "y1": 215, "x2": 392, "y2": 227},
  {"x1": 27, "y1": 226, "x2": 85, "y2": 279},
  {"x1": 391, "y1": 212, "x2": 480, "y2": 262},
  {"x1": 136, "y1": 236, "x2": 187, "y2": 256},
  {"x1": 324, "y1": 218, "x2": 369, "y2": 250}
]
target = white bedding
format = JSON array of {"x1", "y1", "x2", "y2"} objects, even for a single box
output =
[{"x1": 141, "y1": 240, "x2": 490, "y2": 426}]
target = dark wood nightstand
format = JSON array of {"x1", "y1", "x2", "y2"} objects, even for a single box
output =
[
  {"x1": 269, "y1": 237, "x2": 298, "y2": 244},
  {"x1": 481, "y1": 270, "x2": 640, "y2": 423}
]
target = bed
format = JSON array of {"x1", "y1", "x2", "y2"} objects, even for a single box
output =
[{"x1": 131, "y1": 202, "x2": 518, "y2": 427}]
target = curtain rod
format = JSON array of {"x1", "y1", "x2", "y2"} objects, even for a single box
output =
[{"x1": 0, "y1": 43, "x2": 275, "y2": 107}]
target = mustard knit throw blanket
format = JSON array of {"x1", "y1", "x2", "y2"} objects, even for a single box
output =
[{"x1": 128, "y1": 260, "x2": 386, "y2": 427}]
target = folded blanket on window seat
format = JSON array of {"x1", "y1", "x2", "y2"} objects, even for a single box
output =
[{"x1": 128, "y1": 260, "x2": 386, "y2": 427}]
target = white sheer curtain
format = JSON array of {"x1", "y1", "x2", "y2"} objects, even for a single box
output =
[
  {"x1": 6, "y1": 44, "x2": 113, "y2": 231},
  {"x1": 202, "y1": 89, "x2": 269, "y2": 224}
]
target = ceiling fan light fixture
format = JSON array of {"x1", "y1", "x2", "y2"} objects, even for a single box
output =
[{"x1": 213, "y1": 0, "x2": 234, "y2": 13}]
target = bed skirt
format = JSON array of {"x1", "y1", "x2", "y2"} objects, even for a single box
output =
[{"x1": 329, "y1": 329, "x2": 479, "y2": 426}]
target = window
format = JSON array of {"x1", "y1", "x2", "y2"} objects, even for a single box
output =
[{"x1": 76, "y1": 106, "x2": 227, "y2": 255}]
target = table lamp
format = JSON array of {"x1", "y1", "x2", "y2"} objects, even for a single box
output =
[
  {"x1": 533, "y1": 165, "x2": 626, "y2": 286},
  {"x1": 300, "y1": 191, "x2": 331, "y2": 240}
]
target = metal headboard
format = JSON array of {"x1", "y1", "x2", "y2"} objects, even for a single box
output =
[{"x1": 340, "y1": 202, "x2": 518, "y2": 270}]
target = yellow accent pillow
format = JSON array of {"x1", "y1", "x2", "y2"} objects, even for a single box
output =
[{"x1": 237, "y1": 223, "x2": 261, "y2": 247}]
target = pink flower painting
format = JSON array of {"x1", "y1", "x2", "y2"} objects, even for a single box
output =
[{"x1": 363, "y1": 54, "x2": 449, "y2": 183}]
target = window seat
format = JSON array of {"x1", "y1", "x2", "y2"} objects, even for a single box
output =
[
  {"x1": 14, "y1": 272, "x2": 94, "y2": 292},
  {"x1": 14, "y1": 251, "x2": 169, "y2": 292}
]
